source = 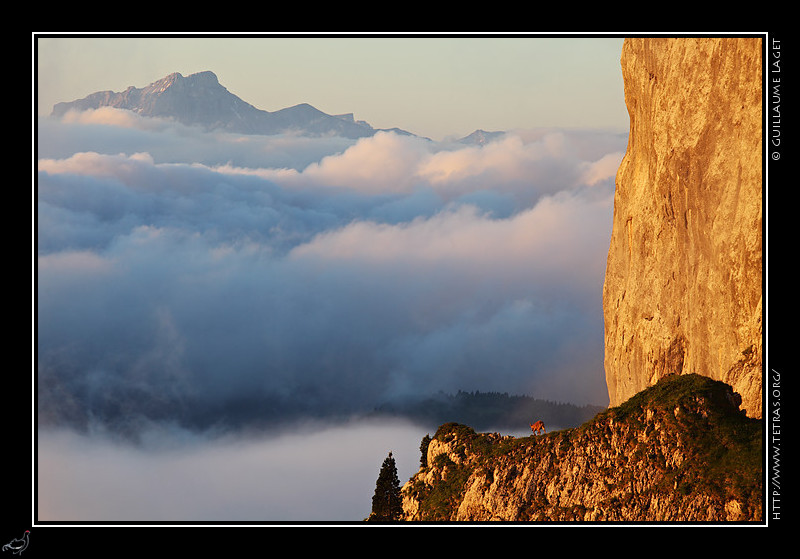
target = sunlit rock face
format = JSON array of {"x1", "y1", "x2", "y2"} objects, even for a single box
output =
[
  {"x1": 603, "y1": 37, "x2": 763, "y2": 418},
  {"x1": 400, "y1": 375, "x2": 762, "y2": 521}
]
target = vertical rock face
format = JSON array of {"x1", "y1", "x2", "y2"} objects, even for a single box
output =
[{"x1": 603, "y1": 38, "x2": 763, "y2": 418}]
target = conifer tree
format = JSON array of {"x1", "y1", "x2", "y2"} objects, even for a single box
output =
[
  {"x1": 369, "y1": 452, "x2": 402, "y2": 521},
  {"x1": 419, "y1": 434, "x2": 431, "y2": 468}
]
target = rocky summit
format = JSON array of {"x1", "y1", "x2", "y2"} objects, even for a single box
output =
[{"x1": 400, "y1": 374, "x2": 762, "y2": 522}]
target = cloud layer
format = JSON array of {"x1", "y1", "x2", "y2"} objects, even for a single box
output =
[
  {"x1": 37, "y1": 110, "x2": 625, "y2": 437},
  {"x1": 37, "y1": 418, "x2": 426, "y2": 522}
]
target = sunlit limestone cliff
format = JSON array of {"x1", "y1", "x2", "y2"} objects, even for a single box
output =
[
  {"x1": 400, "y1": 374, "x2": 762, "y2": 521},
  {"x1": 603, "y1": 38, "x2": 763, "y2": 418}
]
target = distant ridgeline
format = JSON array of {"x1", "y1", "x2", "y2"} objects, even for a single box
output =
[{"x1": 372, "y1": 390, "x2": 606, "y2": 432}]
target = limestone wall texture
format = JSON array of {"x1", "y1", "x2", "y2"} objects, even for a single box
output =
[{"x1": 603, "y1": 37, "x2": 763, "y2": 417}]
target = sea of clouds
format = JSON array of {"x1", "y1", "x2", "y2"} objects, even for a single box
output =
[{"x1": 36, "y1": 107, "x2": 626, "y2": 521}]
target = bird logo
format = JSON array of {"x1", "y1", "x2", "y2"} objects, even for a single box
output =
[{"x1": 2, "y1": 531, "x2": 29, "y2": 555}]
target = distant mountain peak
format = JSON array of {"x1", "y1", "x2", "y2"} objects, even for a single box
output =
[
  {"x1": 159, "y1": 71, "x2": 185, "y2": 83},
  {"x1": 145, "y1": 70, "x2": 218, "y2": 89},
  {"x1": 458, "y1": 129, "x2": 506, "y2": 146},
  {"x1": 50, "y1": 70, "x2": 414, "y2": 140},
  {"x1": 189, "y1": 70, "x2": 218, "y2": 81}
]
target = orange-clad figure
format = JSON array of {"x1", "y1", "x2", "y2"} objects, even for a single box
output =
[{"x1": 529, "y1": 420, "x2": 546, "y2": 435}]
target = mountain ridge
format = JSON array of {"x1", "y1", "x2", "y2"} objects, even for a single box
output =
[{"x1": 50, "y1": 70, "x2": 421, "y2": 140}]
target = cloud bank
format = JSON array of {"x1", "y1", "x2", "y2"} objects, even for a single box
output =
[
  {"x1": 37, "y1": 110, "x2": 625, "y2": 438},
  {"x1": 37, "y1": 418, "x2": 425, "y2": 522}
]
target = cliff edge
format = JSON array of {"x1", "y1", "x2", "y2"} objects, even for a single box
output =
[{"x1": 603, "y1": 38, "x2": 763, "y2": 418}]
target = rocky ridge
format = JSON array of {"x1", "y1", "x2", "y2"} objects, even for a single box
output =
[
  {"x1": 400, "y1": 374, "x2": 762, "y2": 522},
  {"x1": 50, "y1": 70, "x2": 402, "y2": 139}
]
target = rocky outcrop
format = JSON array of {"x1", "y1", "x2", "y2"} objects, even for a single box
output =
[
  {"x1": 603, "y1": 38, "x2": 763, "y2": 418},
  {"x1": 400, "y1": 374, "x2": 762, "y2": 522}
]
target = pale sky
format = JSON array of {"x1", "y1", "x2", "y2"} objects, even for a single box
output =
[{"x1": 35, "y1": 34, "x2": 629, "y2": 141}]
